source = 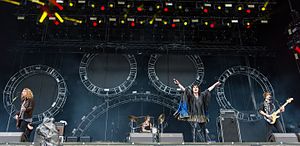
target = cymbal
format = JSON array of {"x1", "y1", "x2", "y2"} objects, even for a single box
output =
[
  {"x1": 128, "y1": 115, "x2": 138, "y2": 122},
  {"x1": 158, "y1": 113, "x2": 165, "y2": 124}
]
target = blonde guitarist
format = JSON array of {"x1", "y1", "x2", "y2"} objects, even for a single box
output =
[
  {"x1": 258, "y1": 92, "x2": 288, "y2": 141},
  {"x1": 15, "y1": 88, "x2": 35, "y2": 142}
]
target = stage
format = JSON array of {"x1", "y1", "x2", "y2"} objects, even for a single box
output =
[{"x1": 1, "y1": 142, "x2": 300, "y2": 146}]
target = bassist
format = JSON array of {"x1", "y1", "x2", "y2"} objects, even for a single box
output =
[{"x1": 258, "y1": 92, "x2": 285, "y2": 140}]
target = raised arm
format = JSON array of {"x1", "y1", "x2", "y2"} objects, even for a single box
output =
[
  {"x1": 173, "y1": 79, "x2": 186, "y2": 91},
  {"x1": 207, "y1": 81, "x2": 221, "y2": 92}
]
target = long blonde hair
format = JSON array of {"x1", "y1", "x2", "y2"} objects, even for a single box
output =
[{"x1": 21, "y1": 88, "x2": 34, "y2": 101}]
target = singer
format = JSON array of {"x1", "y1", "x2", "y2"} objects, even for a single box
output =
[
  {"x1": 173, "y1": 79, "x2": 220, "y2": 142},
  {"x1": 15, "y1": 88, "x2": 35, "y2": 142}
]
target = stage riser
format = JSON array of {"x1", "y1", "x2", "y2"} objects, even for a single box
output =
[{"x1": 1, "y1": 143, "x2": 300, "y2": 146}]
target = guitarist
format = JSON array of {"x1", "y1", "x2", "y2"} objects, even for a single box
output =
[
  {"x1": 15, "y1": 88, "x2": 35, "y2": 142},
  {"x1": 258, "y1": 92, "x2": 285, "y2": 140}
]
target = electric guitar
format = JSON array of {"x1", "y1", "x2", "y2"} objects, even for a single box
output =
[{"x1": 264, "y1": 98, "x2": 293, "y2": 124}]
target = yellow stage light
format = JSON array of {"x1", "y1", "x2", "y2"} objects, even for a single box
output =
[
  {"x1": 54, "y1": 12, "x2": 64, "y2": 23},
  {"x1": 39, "y1": 11, "x2": 48, "y2": 23}
]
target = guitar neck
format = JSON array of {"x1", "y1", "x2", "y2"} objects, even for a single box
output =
[{"x1": 275, "y1": 101, "x2": 290, "y2": 114}]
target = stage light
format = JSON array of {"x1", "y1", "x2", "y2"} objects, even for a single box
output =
[
  {"x1": 39, "y1": 11, "x2": 48, "y2": 23},
  {"x1": 261, "y1": 7, "x2": 266, "y2": 11},
  {"x1": 127, "y1": 18, "x2": 134, "y2": 22},
  {"x1": 246, "y1": 9, "x2": 251, "y2": 14},
  {"x1": 139, "y1": 20, "x2": 145, "y2": 25},
  {"x1": 177, "y1": 3, "x2": 183, "y2": 10},
  {"x1": 17, "y1": 16, "x2": 25, "y2": 20},
  {"x1": 120, "y1": 19, "x2": 125, "y2": 24},
  {"x1": 117, "y1": 1, "x2": 125, "y2": 5},
  {"x1": 54, "y1": 12, "x2": 64, "y2": 23},
  {"x1": 1, "y1": 0, "x2": 21, "y2": 5},
  {"x1": 164, "y1": 7, "x2": 169, "y2": 12},
  {"x1": 91, "y1": 4, "x2": 95, "y2": 8},
  {"x1": 216, "y1": 5, "x2": 222, "y2": 10},
  {"x1": 295, "y1": 45, "x2": 300, "y2": 54},
  {"x1": 191, "y1": 19, "x2": 199, "y2": 23},
  {"x1": 155, "y1": 3, "x2": 161, "y2": 9},
  {"x1": 28, "y1": 0, "x2": 45, "y2": 5},
  {"x1": 225, "y1": 4, "x2": 232, "y2": 8},
  {"x1": 163, "y1": 20, "x2": 168, "y2": 25},
  {"x1": 203, "y1": 8, "x2": 208, "y2": 13},
  {"x1": 231, "y1": 20, "x2": 238, "y2": 23},
  {"x1": 109, "y1": 18, "x2": 117, "y2": 22},
  {"x1": 98, "y1": 19, "x2": 103, "y2": 23},
  {"x1": 183, "y1": 21, "x2": 188, "y2": 26},
  {"x1": 126, "y1": 2, "x2": 133, "y2": 8},
  {"x1": 184, "y1": 8, "x2": 189, "y2": 12},
  {"x1": 204, "y1": 21, "x2": 209, "y2": 26},
  {"x1": 210, "y1": 22, "x2": 215, "y2": 28},
  {"x1": 261, "y1": 20, "x2": 268, "y2": 24},
  {"x1": 149, "y1": 20, "x2": 154, "y2": 25},
  {"x1": 237, "y1": 5, "x2": 243, "y2": 11},
  {"x1": 100, "y1": 5, "x2": 105, "y2": 11},
  {"x1": 204, "y1": 3, "x2": 211, "y2": 7},
  {"x1": 69, "y1": 2, "x2": 73, "y2": 7},
  {"x1": 56, "y1": 0, "x2": 63, "y2": 4},
  {"x1": 77, "y1": 0, "x2": 85, "y2": 4},
  {"x1": 165, "y1": 2, "x2": 173, "y2": 6},
  {"x1": 248, "y1": 4, "x2": 255, "y2": 8},
  {"x1": 130, "y1": 22, "x2": 135, "y2": 27},
  {"x1": 155, "y1": 18, "x2": 162, "y2": 22},
  {"x1": 171, "y1": 23, "x2": 176, "y2": 28},
  {"x1": 90, "y1": 17, "x2": 97, "y2": 21},
  {"x1": 172, "y1": 19, "x2": 180, "y2": 23},
  {"x1": 108, "y1": 2, "x2": 114, "y2": 8},
  {"x1": 92, "y1": 21, "x2": 97, "y2": 27},
  {"x1": 54, "y1": 20, "x2": 60, "y2": 25},
  {"x1": 137, "y1": 7, "x2": 143, "y2": 12},
  {"x1": 63, "y1": 17, "x2": 82, "y2": 24}
]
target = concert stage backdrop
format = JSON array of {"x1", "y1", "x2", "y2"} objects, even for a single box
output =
[{"x1": 0, "y1": 53, "x2": 300, "y2": 142}]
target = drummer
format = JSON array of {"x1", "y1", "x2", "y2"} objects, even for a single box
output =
[{"x1": 141, "y1": 115, "x2": 152, "y2": 133}]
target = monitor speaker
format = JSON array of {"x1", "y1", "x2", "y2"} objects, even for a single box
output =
[
  {"x1": 129, "y1": 133, "x2": 153, "y2": 143},
  {"x1": 268, "y1": 133, "x2": 298, "y2": 142},
  {"x1": 79, "y1": 136, "x2": 91, "y2": 142},
  {"x1": 0, "y1": 132, "x2": 23, "y2": 143},
  {"x1": 159, "y1": 133, "x2": 183, "y2": 143},
  {"x1": 66, "y1": 136, "x2": 78, "y2": 142}
]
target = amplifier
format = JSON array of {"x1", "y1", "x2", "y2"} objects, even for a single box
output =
[
  {"x1": 0, "y1": 132, "x2": 23, "y2": 143},
  {"x1": 159, "y1": 133, "x2": 183, "y2": 143}
]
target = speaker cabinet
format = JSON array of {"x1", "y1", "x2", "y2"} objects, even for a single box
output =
[
  {"x1": 159, "y1": 133, "x2": 183, "y2": 143},
  {"x1": 129, "y1": 133, "x2": 153, "y2": 143},
  {"x1": 269, "y1": 133, "x2": 298, "y2": 142},
  {"x1": 79, "y1": 136, "x2": 91, "y2": 142},
  {"x1": 0, "y1": 132, "x2": 23, "y2": 143},
  {"x1": 218, "y1": 109, "x2": 241, "y2": 142},
  {"x1": 66, "y1": 136, "x2": 78, "y2": 142}
]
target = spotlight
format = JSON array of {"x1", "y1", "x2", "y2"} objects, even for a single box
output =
[
  {"x1": 295, "y1": 45, "x2": 300, "y2": 54},
  {"x1": 130, "y1": 22, "x2": 135, "y2": 27},
  {"x1": 163, "y1": 7, "x2": 169, "y2": 12},
  {"x1": 137, "y1": 7, "x2": 143, "y2": 12},
  {"x1": 108, "y1": 2, "x2": 114, "y2": 8},
  {"x1": 163, "y1": 20, "x2": 168, "y2": 25},
  {"x1": 155, "y1": 3, "x2": 161, "y2": 9},
  {"x1": 237, "y1": 4, "x2": 243, "y2": 11},
  {"x1": 54, "y1": 20, "x2": 60, "y2": 25},
  {"x1": 171, "y1": 23, "x2": 176, "y2": 28},
  {"x1": 183, "y1": 21, "x2": 188, "y2": 26},
  {"x1": 39, "y1": 11, "x2": 48, "y2": 23},
  {"x1": 100, "y1": 5, "x2": 105, "y2": 11},
  {"x1": 246, "y1": 9, "x2": 251, "y2": 14},
  {"x1": 210, "y1": 22, "x2": 215, "y2": 28},
  {"x1": 92, "y1": 21, "x2": 97, "y2": 27},
  {"x1": 203, "y1": 8, "x2": 208, "y2": 13},
  {"x1": 69, "y1": 2, "x2": 73, "y2": 7}
]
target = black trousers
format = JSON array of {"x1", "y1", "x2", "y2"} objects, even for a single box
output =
[
  {"x1": 19, "y1": 120, "x2": 32, "y2": 142},
  {"x1": 265, "y1": 119, "x2": 285, "y2": 141},
  {"x1": 192, "y1": 122, "x2": 207, "y2": 142}
]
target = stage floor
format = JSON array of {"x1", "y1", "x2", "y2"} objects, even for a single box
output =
[{"x1": 1, "y1": 142, "x2": 300, "y2": 146}]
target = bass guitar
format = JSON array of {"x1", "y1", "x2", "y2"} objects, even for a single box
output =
[{"x1": 265, "y1": 98, "x2": 293, "y2": 124}]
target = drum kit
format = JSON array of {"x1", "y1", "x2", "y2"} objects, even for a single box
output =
[{"x1": 128, "y1": 114, "x2": 166, "y2": 134}]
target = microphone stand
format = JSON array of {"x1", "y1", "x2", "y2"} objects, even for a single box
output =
[{"x1": 6, "y1": 96, "x2": 18, "y2": 132}]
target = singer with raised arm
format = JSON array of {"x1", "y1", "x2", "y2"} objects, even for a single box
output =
[
  {"x1": 258, "y1": 92, "x2": 288, "y2": 141},
  {"x1": 15, "y1": 88, "x2": 35, "y2": 142},
  {"x1": 173, "y1": 79, "x2": 220, "y2": 142}
]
